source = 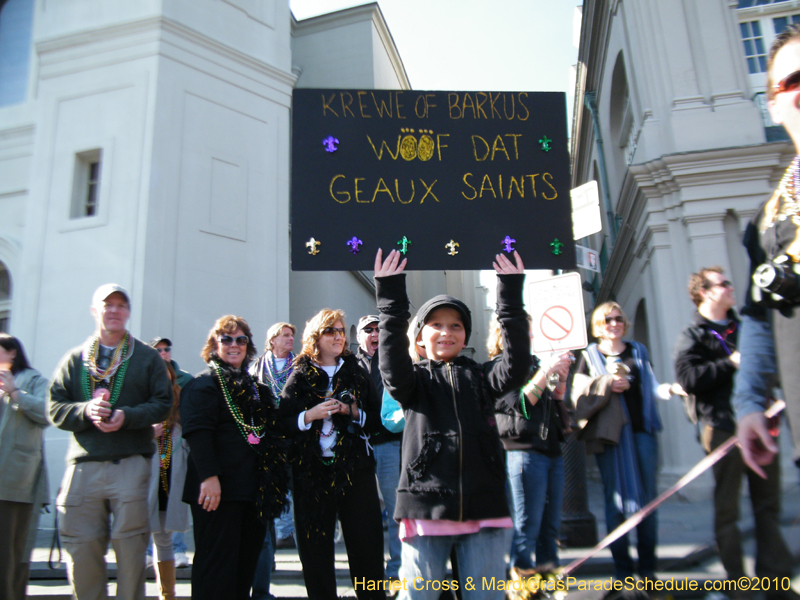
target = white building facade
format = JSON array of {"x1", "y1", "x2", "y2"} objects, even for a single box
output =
[{"x1": 571, "y1": 0, "x2": 797, "y2": 479}]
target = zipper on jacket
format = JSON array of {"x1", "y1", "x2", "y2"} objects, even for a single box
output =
[{"x1": 446, "y1": 362, "x2": 463, "y2": 521}]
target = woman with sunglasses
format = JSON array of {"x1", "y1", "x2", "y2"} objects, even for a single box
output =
[
  {"x1": 572, "y1": 302, "x2": 680, "y2": 584},
  {"x1": 279, "y1": 309, "x2": 385, "y2": 600},
  {"x1": 180, "y1": 316, "x2": 288, "y2": 600}
]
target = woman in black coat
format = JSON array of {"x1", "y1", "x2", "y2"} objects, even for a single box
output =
[
  {"x1": 280, "y1": 308, "x2": 385, "y2": 600},
  {"x1": 181, "y1": 315, "x2": 287, "y2": 600}
]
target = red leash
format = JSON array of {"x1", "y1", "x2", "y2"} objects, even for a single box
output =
[{"x1": 561, "y1": 400, "x2": 786, "y2": 576}]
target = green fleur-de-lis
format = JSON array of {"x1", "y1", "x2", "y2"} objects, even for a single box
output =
[
  {"x1": 397, "y1": 236, "x2": 412, "y2": 255},
  {"x1": 539, "y1": 135, "x2": 552, "y2": 152},
  {"x1": 550, "y1": 238, "x2": 564, "y2": 255}
]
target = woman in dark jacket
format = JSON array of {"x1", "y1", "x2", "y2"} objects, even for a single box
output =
[
  {"x1": 489, "y1": 316, "x2": 572, "y2": 572},
  {"x1": 279, "y1": 308, "x2": 384, "y2": 600},
  {"x1": 181, "y1": 315, "x2": 287, "y2": 600}
]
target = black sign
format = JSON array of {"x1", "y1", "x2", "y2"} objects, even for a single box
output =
[{"x1": 291, "y1": 89, "x2": 575, "y2": 271}]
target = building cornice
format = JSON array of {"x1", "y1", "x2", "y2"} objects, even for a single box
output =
[
  {"x1": 0, "y1": 125, "x2": 35, "y2": 160},
  {"x1": 36, "y1": 16, "x2": 297, "y2": 96},
  {"x1": 598, "y1": 142, "x2": 792, "y2": 302},
  {"x1": 628, "y1": 142, "x2": 793, "y2": 198},
  {"x1": 737, "y1": 0, "x2": 800, "y2": 19}
]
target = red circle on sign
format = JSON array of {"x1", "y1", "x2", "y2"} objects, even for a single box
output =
[{"x1": 540, "y1": 306, "x2": 573, "y2": 341}]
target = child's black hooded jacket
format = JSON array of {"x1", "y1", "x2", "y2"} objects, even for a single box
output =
[{"x1": 376, "y1": 273, "x2": 531, "y2": 521}]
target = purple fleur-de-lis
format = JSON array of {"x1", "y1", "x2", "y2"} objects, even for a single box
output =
[
  {"x1": 346, "y1": 236, "x2": 363, "y2": 254},
  {"x1": 502, "y1": 236, "x2": 516, "y2": 253},
  {"x1": 323, "y1": 136, "x2": 339, "y2": 152}
]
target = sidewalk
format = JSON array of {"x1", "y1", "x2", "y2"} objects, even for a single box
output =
[{"x1": 24, "y1": 477, "x2": 800, "y2": 599}]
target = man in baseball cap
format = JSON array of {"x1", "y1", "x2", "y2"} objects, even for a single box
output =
[{"x1": 48, "y1": 284, "x2": 172, "y2": 600}]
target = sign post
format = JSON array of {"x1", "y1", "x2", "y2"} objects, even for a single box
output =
[{"x1": 527, "y1": 272, "x2": 587, "y2": 354}]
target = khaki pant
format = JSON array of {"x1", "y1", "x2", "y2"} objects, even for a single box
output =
[{"x1": 56, "y1": 455, "x2": 151, "y2": 600}]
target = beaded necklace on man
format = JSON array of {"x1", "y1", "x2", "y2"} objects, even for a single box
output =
[
  {"x1": 263, "y1": 351, "x2": 294, "y2": 398},
  {"x1": 772, "y1": 155, "x2": 800, "y2": 227},
  {"x1": 80, "y1": 331, "x2": 132, "y2": 405},
  {"x1": 211, "y1": 359, "x2": 265, "y2": 447}
]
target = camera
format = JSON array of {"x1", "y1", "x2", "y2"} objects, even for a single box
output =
[
  {"x1": 336, "y1": 389, "x2": 354, "y2": 405},
  {"x1": 753, "y1": 255, "x2": 800, "y2": 306}
]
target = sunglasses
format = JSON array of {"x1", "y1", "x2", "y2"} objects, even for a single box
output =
[
  {"x1": 321, "y1": 327, "x2": 346, "y2": 337},
  {"x1": 218, "y1": 335, "x2": 249, "y2": 346},
  {"x1": 774, "y1": 69, "x2": 800, "y2": 95},
  {"x1": 361, "y1": 327, "x2": 379, "y2": 334},
  {"x1": 706, "y1": 280, "x2": 733, "y2": 290},
  {"x1": 604, "y1": 316, "x2": 625, "y2": 325},
  {"x1": 156, "y1": 346, "x2": 172, "y2": 354}
]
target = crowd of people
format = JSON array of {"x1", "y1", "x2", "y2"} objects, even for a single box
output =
[{"x1": 0, "y1": 250, "x2": 798, "y2": 600}]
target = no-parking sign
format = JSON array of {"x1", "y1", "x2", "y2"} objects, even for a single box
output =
[{"x1": 527, "y1": 272, "x2": 587, "y2": 353}]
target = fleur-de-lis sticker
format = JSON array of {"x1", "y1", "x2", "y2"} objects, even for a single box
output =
[
  {"x1": 550, "y1": 238, "x2": 565, "y2": 256},
  {"x1": 397, "y1": 236, "x2": 412, "y2": 255},
  {"x1": 445, "y1": 240, "x2": 460, "y2": 256},
  {"x1": 306, "y1": 237, "x2": 321, "y2": 255},
  {"x1": 346, "y1": 237, "x2": 363, "y2": 254},
  {"x1": 322, "y1": 136, "x2": 339, "y2": 152}
]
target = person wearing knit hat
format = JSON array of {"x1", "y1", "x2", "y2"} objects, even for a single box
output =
[{"x1": 374, "y1": 248, "x2": 531, "y2": 600}]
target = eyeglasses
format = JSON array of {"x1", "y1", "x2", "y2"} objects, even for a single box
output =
[
  {"x1": 707, "y1": 280, "x2": 733, "y2": 289},
  {"x1": 774, "y1": 69, "x2": 800, "y2": 95},
  {"x1": 604, "y1": 316, "x2": 625, "y2": 325},
  {"x1": 361, "y1": 327, "x2": 378, "y2": 334},
  {"x1": 321, "y1": 327, "x2": 346, "y2": 337},
  {"x1": 156, "y1": 347, "x2": 172, "y2": 354},
  {"x1": 218, "y1": 335, "x2": 249, "y2": 346}
]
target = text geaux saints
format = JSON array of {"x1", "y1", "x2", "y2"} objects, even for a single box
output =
[{"x1": 321, "y1": 91, "x2": 559, "y2": 206}]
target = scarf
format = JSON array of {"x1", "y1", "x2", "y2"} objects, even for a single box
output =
[{"x1": 585, "y1": 343, "x2": 644, "y2": 514}]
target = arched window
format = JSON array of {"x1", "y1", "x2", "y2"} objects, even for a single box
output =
[
  {"x1": 632, "y1": 299, "x2": 650, "y2": 352},
  {"x1": 608, "y1": 52, "x2": 635, "y2": 164}
]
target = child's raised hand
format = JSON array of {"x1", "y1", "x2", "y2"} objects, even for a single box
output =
[
  {"x1": 493, "y1": 251, "x2": 524, "y2": 274},
  {"x1": 374, "y1": 249, "x2": 407, "y2": 277}
]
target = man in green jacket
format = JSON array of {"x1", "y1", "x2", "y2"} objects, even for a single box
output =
[{"x1": 48, "y1": 284, "x2": 172, "y2": 600}]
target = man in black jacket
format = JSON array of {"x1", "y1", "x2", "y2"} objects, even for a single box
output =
[
  {"x1": 355, "y1": 314, "x2": 402, "y2": 584},
  {"x1": 674, "y1": 267, "x2": 793, "y2": 592}
]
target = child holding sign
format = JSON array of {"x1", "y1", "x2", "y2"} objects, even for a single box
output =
[{"x1": 374, "y1": 249, "x2": 531, "y2": 600}]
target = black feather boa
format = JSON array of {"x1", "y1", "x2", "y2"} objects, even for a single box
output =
[
  {"x1": 280, "y1": 355, "x2": 375, "y2": 539},
  {"x1": 210, "y1": 358, "x2": 290, "y2": 524}
]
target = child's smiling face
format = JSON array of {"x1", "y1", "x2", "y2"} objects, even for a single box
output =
[{"x1": 420, "y1": 307, "x2": 466, "y2": 362}]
